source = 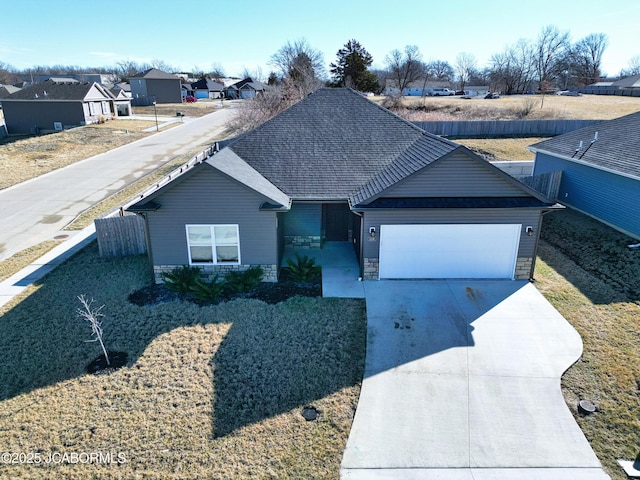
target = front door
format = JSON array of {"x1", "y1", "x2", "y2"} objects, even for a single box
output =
[{"x1": 323, "y1": 203, "x2": 351, "y2": 241}]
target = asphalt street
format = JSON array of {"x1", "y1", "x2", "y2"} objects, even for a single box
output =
[{"x1": 0, "y1": 106, "x2": 237, "y2": 262}]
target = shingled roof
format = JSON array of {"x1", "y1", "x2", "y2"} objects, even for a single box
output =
[
  {"x1": 2, "y1": 79, "x2": 111, "y2": 101},
  {"x1": 225, "y1": 88, "x2": 459, "y2": 201},
  {"x1": 130, "y1": 68, "x2": 180, "y2": 80},
  {"x1": 530, "y1": 112, "x2": 640, "y2": 180}
]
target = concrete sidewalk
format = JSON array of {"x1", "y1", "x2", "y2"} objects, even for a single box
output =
[{"x1": 341, "y1": 280, "x2": 609, "y2": 479}]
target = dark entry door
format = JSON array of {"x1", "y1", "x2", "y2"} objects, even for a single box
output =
[{"x1": 323, "y1": 203, "x2": 350, "y2": 241}]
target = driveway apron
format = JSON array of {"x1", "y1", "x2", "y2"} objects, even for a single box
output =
[{"x1": 341, "y1": 280, "x2": 610, "y2": 480}]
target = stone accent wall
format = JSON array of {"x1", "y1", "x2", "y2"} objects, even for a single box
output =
[
  {"x1": 363, "y1": 257, "x2": 379, "y2": 280},
  {"x1": 284, "y1": 235, "x2": 321, "y2": 248},
  {"x1": 514, "y1": 257, "x2": 533, "y2": 280},
  {"x1": 154, "y1": 264, "x2": 278, "y2": 284}
]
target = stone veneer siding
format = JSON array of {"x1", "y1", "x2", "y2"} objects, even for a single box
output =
[
  {"x1": 514, "y1": 257, "x2": 533, "y2": 280},
  {"x1": 363, "y1": 256, "x2": 532, "y2": 280},
  {"x1": 154, "y1": 264, "x2": 278, "y2": 284},
  {"x1": 284, "y1": 235, "x2": 321, "y2": 248}
]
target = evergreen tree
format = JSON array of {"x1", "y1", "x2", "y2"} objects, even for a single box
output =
[{"x1": 330, "y1": 39, "x2": 379, "y2": 92}]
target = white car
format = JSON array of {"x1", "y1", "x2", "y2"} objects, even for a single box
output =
[{"x1": 430, "y1": 88, "x2": 455, "y2": 96}]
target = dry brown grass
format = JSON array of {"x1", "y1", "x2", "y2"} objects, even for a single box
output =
[
  {"x1": 0, "y1": 121, "x2": 156, "y2": 190},
  {"x1": 133, "y1": 99, "x2": 226, "y2": 118},
  {"x1": 0, "y1": 244, "x2": 366, "y2": 479},
  {"x1": 535, "y1": 209, "x2": 640, "y2": 480},
  {"x1": 456, "y1": 137, "x2": 547, "y2": 161},
  {"x1": 373, "y1": 94, "x2": 640, "y2": 121},
  {"x1": 0, "y1": 240, "x2": 61, "y2": 283}
]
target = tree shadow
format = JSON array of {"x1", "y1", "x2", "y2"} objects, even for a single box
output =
[
  {"x1": 538, "y1": 209, "x2": 640, "y2": 305},
  {"x1": 210, "y1": 296, "x2": 366, "y2": 438}
]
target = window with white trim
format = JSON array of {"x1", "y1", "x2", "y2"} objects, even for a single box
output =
[{"x1": 186, "y1": 225, "x2": 240, "y2": 265}]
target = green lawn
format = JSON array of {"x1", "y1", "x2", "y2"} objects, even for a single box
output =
[{"x1": 0, "y1": 243, "x2": 366, "y2": 479}]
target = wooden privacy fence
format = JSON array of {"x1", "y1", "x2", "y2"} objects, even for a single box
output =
[
  {"x1": 413, "y1": 119, "x2": 600, "y2": 137},
  {"x1": 95, "y1": 215, "x2": 146, "y2": 258},
  {"x1": 521, "y1": 171, "x2": 563, "y2": 201}
]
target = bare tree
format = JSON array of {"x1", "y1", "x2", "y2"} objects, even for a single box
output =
[
  {"x1": 455, "y1": 52, "x2": 477, "y2": 91},
  {"x1": 571, "y1": 33, "x2": 609, "y2": 85},
  {"x1": 150, "y1": 58, "x2": 175, "y2": 72},
  {"x1": 77, "y1": 295, "x2": 110, "y2": 366},
  {"x1": 488, "y1": 39, "x2": 536, "y2": 94},
  {"x1": 620, "y1": 55, "x2": 640, "y2": 77},
  {"x1": 269, "y1": 38, "x2": 325, "y2": 100},
  {"x1": 427, "y1": 60, "x2": 454, "y2": 81},
  {"x1": 384, "y1": 45, "x2": 424, "y2": 94},
  {"x1": 534, "y1": 25, "x2": 571, "y2": 89},
  {"x1": 0, "y1": 61, "x2": 18, "y2": 84}
]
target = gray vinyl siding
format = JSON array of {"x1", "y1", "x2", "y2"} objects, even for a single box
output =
[
  {"x1": 534, "y1": 152, "x2": 640, "y2": 239},
  {"x1": 362, "y1": 209, "x2": 542, "y2": 260},
  {"x1": 145, "y1": 79, "x2": 182, "y2": 104},
  {"x1": 283, "y1": 203, "x2": 322, "y2": 236},
  {"x1": 146, "y1": 166, "x2": 279, "y2": 265},
  {"x1": 2, "y1": 101, "x2": 87, "y2": 134},
  {"x1": 380, "y1": 151, "x2": 526, "y2": 198}
]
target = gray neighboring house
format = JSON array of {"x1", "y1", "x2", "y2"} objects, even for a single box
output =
[
  {"x1": 191, "y1": 78, "x2": 224, "y2": 99},
  {"x1": 223, "y1": 77, "x2": 267, "y2": 99},
  {"x1": 128, "y1": 88, "x2": 558, "y2": 283},
  {"x1": 129, "y1": 68, "x2": 182, "y2": 106},
  {"x1": 0, "y1": 79, "x2": 131, "y2": 134},
  {"x1": 531, "y1": 112, "x2": 640, "y2": 239}
]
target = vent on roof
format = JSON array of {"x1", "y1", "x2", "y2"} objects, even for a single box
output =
[{"x1": 578, "y1": 131, "x2": 598, "y2": 159}]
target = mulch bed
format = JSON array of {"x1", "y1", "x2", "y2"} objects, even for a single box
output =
[{"x1": 128, "y1": 268, "x2": 321, "y2": 307}]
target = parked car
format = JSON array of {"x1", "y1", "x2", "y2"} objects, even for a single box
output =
[
  {"x1": 484, "y1": 92, "x2": 501, "y2": 99},
  {"x1": 430, "y1": 88, "x2": 456, "y2": 96},
  {"x1": 185, "y1": 96, "x2": 197, "y2": 103}
]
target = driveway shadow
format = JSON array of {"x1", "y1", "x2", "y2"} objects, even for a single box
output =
[{"x1": 363, "y1": 280, "x2": 527, "y2": 378}]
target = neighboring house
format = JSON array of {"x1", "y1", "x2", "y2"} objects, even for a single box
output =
[
  {"x1": 191, "y1": 78, "x2": 224, "y2": 99},
  {"x1": 110, "y1": 88, "x2": 133, "y2": 116},
  {"x1": 576, "y1": 74, "x2": 640, "y2": 97},
  {"x1": 384, "y1": 79, "x2": 454, "y2": 96},
  {"x1": 0, "y1": 84, "x2": 21, "y2": 98},
  {"x1": 0, "y1": 79, "x2": 131, "y2": 134},
  {"x1": 223, "y1": 77, "x2": 267, "y2": 99},
  {"x1": 129, "y1": 68, "x2": 182, "y2": 106},
  {"x1": 128, "y1": 88, "x2": 558, "y2": 283},
  {"x1": 530, "y1": 112, "x2": 640, "y2": 239},
  {"x1": 464, "y1": 86, "x2": 490, "y2": 97}
]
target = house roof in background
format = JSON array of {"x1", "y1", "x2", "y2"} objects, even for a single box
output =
[
  {"x1": 226, "y1": 88, "x2": 459, "y2": 200},
  {"x1": 0, "y1": 84, "x2": 21, "y2": 98},
  {"x1": 2, "y1": 79, "x2": 112, "y2": 101},
  {"x1": 611, "y1": 74, "x2": 640, "y2": 88},
  {"x1": 191, "y1": 78, "x2": 224, "y2": 91},
  {"x1": 530, "y1": 111, "x2": 640, "y2": 179},
  {"x1": 130, "y1": 68, "x2": 180, "y2": 80}
]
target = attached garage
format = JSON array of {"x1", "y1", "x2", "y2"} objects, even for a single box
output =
[{"x1": 378, "y1": 224, "x2": 522, "y2": 279}]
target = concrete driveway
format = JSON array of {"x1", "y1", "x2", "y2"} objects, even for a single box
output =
[{"x1": 341, "y1": 280, "x2": 609, "y2": 479}]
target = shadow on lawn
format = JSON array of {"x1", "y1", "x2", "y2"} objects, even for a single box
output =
[
  {"x1": 538, "y1": 209, "x2": 640, "y2": 305},
  {"x1": 210, "y1": 296, "x2": 366, "y2": 438},
  {"x1": 0, "y1": 242, "x2": 367, "y2": 441}
]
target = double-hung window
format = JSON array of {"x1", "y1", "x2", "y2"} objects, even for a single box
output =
[{"x1": 186, "y1": 225, "x2": 240, "y2": 265}]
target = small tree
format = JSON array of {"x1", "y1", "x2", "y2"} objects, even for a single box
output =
[{"x1": 77, "y1": 295, "x2": 110, "y2": 366}]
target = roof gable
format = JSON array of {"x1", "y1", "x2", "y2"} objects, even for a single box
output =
[
  {"x1": 530, "y1": 112, "x2": 640, "y2": 179},
  {"x1": 226, "y1": 88, "x2": 458, "y2": 200},
  {"x1": 130, "y1": 68, "x2": 180, "y2": 80}
]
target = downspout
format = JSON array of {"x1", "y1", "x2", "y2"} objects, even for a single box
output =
[
  {"x1": 530, "y1": 209, "x2": 552, "y2": 281},
  {"x1": 352, "y1": 210, "x2": 365, "y2": 280}
]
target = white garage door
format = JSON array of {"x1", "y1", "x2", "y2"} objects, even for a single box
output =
[{"x1": 379, "y1": 224, "x2": 521, "y2": 279}]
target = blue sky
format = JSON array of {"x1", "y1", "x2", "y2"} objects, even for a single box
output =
[{"x1": 1, "y1": 0, "x2": 638, "y2": 78}]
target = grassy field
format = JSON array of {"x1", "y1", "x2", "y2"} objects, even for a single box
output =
[
  {"x1": 377, "y1": 94, "x2": 640, "y2": 121},
  {"x1": 456, "y1": 137, "x2": 546, "y2": 161},
  {"x1": 535, "y1": 209, "x2": 640, "y2": 480},
  {"x1": 0, "y1": 243, "x2": 366, "y2": 479},
  {"x1": 133, "y1": 99, "x2": 228, "y2": 118}
]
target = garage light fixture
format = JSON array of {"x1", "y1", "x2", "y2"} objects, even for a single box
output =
[
  {"x1": 526, "y1": 226, "x2": 534, "y2": 236},
  {"x1": 369, "y1": 227, "x2": 376, "y2": 239}
]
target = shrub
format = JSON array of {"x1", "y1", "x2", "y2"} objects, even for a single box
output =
[
  {"x1": 190, "y1": 276, "x2": 225, "y2": 303},
  {"x1": 285, "y1": 254, "x2": 321, "y2": 282},
  {"x1": 225, "y1": 267, "x2": 264, "y2": 294},
  {"x1": 161, "y1": 266, "x2": 202, "y2": 294}
]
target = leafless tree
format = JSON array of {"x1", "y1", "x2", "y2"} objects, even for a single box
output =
[
  {"x1": 455, "y1": 52, "x2": 477, "y2": 91},
  {"x1": 77, "y1": 295, "x2": 110, "y2": 366},
  {"x1": 488, "y1": 39, "x2": 536, "y2": 94},
  {"x1": 534, "y1": 25, "x2": 571, "y2": 89},
  {"x1": 269, "y1": 39, "x2": 325, "y2": 100},
  {"x1": 0, "y1": 61, "x2": 18, "y2": 84},
  {"x1": 571, "y1": 33, "x2": 609, "y2": 85},
  {"x1": 426, "y1": 60, "x2": 454, "y2": 81},
  {"x1": 384, "y1": 45, "x2": 424, "y2": 94},
  {"x1": 620, "y1": 55, "x2": 640, "y2": 77}
]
